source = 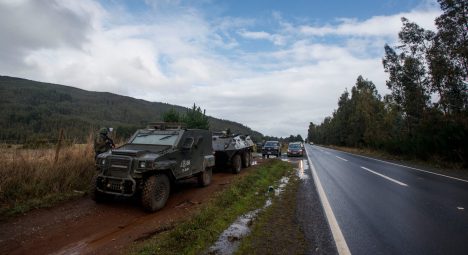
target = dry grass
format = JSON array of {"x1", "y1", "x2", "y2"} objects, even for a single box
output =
[{"x1": 0, "y1": 142, "x2": 96, "y2": 219}]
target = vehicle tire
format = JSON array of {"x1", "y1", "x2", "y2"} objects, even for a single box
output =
[
  {"x1": 141, "y1": 174, "x2": 170, "y2": 212},
  {"x1": 262, "y1": 154, "x2": 266, "y2": 159},
  {"x1": 198, "y1": 167, "x2": 212, "y2": 187},
  {"x1": 90, "y1": 175, "x2": 109, "y2": 203},
  {"x1": 242, "y1": 152, "x2": 250, "y2": 168},
  {"x1": 267, "y1": 154, "x2": 270, "y2": 158},
  {"x1": 248, "y1": 152, "x2": 253, "y2": 167},
  {"x1": 232, "y1": 154, "x2": 242, "y2": 174}
]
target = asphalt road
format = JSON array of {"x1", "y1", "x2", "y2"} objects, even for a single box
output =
[{"x1": 305, "y1": 144, "x2": 468, "y2": 255}]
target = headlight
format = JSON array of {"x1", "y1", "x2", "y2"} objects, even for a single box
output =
[
  {"x1": 101, "y1": 159, "x2": 106, "y2": 165},
  {"x1": 139, "y1": 161, "x2": 146, "y2": 168}
]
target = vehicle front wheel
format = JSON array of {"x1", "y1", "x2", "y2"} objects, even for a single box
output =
[
  {"x1": 90, "y1": 175, "x2": 110, "y2": 203},
  {"x1": 232, "y1": 154, "x2": 242, "y2": 174},
  {"x1": 141, "y1": 174, "x2": 170, "y2": 212},
  {"x1": 242, "y1": 152, "x2": 251, "y2": 168},
  {"x1": 198, "y1": 167, "x2": 212, "y2": 187}
]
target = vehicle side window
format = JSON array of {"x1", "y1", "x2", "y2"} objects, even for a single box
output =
[
  {"x1": 195, "y1": 136, "x2": 203, "y2": 147},
  {"x1": 182, "y1": 137, "x2": 194, "y2": 149}
]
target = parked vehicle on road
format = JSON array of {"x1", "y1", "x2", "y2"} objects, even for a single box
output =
[
  {"x1": 212, "y1": 131, "x2": 254, "y2": 174},
  {"x1": 93, "y1": 123, "x2": 215, "y2": 212},
  {"x1": 287, "y1": 142, "x2": 304, "y2": 157},
  {"x1": 262, "y1": 140, "x2": 281, "y2": 158}
]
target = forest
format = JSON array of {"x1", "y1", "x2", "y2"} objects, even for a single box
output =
[
  {"x1": 307, "y1": 0, "x2": 467, "y2": 165},
  {"x1": 0, "y1": 76, "x2": 263, "y2": 144}
]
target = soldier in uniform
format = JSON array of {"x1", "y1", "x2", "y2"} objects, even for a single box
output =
[{"x1": 94, "y1": 127, "x2": 115, "y2": 159}]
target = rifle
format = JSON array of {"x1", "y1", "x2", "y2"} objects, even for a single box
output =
[{"x1": 105, "y1": 135, "x2": 115, "y2": 148}]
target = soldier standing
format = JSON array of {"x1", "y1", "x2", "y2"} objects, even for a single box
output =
[{"x1": 94, "y1": 127, "x2": 115, "y2": 159}]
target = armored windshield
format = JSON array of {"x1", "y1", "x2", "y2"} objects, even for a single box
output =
[{"x1": 130, "y1": 132, "x2": 179, "y2": 146}]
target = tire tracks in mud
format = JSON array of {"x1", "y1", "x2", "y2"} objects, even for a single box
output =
[{"x1": 0, "y1": 167, "x2": 258, "y2": 255}]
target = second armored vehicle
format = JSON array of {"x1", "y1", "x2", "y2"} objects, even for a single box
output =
[
  {"x1": 93, "y1": 123, "x2": 215, "y2": 212},
  {"x1": 212, "y1": 131, "x2": 254, "y2": 174}
]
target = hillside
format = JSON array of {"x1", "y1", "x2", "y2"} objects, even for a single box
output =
[{"x1": 0, "y1": 76, "x2": 263, "y2": 143}]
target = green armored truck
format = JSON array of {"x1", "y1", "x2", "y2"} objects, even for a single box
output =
[{"x1": 93, "y1": 123, "x2": 215, "y2": 212}]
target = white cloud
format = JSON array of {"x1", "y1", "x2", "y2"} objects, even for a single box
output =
[
  {"x1": 299, "y1": 8, "x2": 441, "y2": 38},
  {"x1": 237, "y1": 29, "x2": 286, "y2": 46},
  {"x1": 0, "y1": 0, "x2": 442, "y2": 138}
]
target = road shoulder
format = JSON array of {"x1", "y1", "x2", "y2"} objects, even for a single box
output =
[{"x1": 325, "y1": 145, "x2": 468, "y2": 181}]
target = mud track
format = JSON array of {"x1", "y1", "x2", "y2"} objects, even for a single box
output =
[{"x1": 0, "y1": 165, "x2": 260, "y2": 255}]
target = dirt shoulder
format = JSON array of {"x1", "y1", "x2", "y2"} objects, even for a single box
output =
[
  {"x1": 0, "y1": 168, "x2": 255, "y2": 255},
  {"x1": 236, "y1": 158, "x2": 337, "y2": 255},
  {"x1": 236, "y1": 175, "x2": 307, "y2": 255}
]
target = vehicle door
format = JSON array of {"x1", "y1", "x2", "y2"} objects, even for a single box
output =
[
  {"x1": 176, "y1": 131, "x2": 195, "y2": 178},
  {"x1": 189, "y1": 132, "x2": 207, "y2": 174}
]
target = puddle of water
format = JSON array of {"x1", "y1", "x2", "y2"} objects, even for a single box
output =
[
  {"x1": 275, "y1": 177, "x2": 289, "y2": 196},
  {"x1": 51, "y1": 241, "x2": 88, "y2": 255},
  {"x1": 207, "y1": 177, "x2": 290, "y2": 255},
  {"x1": 206, "y1": 209, "x2": 260, "y2": 255},
  {"x1": 296, "y1": 160, "x2": 310, "y2": 180},
  {"x1": 264, "y1": 199, "x2": 272, "y2": 207}
]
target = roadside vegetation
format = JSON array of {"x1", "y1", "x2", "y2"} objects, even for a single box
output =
[
  {"x1": 236, "y1": 174, "x2": 306, "y2": 255},
  {"x1": 307, "y1": 0, "x2": 468, "y2": 167},
  {"x1": 129, "y1": 159, "x2": 294, "y2": 255},
  {"x1": 0, "y1": 142, "x2": 95, "y2": 220}
]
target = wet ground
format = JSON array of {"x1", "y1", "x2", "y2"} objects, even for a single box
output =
[
  {"x1": 295, "y1": 155, "x2": 338, "y2": 255},
  {"x1": 207, "y1": 175, "x2": 290, "y2": 255},
  {"x1": 0, "y1": 154, "x2": 336, "y2": 255},
  {"x1": 207, "y1": 154, "x2": 336, "y2": 255},
  {"x1": 0, "y1": 165, "x2": 259, "y2": 255}
]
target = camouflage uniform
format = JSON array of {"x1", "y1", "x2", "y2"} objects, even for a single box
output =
[{"x1": 94, "y1": 128, "x2": 114, "y2": 159}]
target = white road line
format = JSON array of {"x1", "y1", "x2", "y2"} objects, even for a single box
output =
[
  {"x1": 360, "y1": 166, "x2": 408, "y2": 187},
  {"x1": 319, "y1": 146, "x2": 468, "y2": 184},
  {"x1": 306, "y1": 151, "x2": 351, "y2": 255},
  {"x1": 336, "y1": 156, "x2": 348, "y2": 162}
]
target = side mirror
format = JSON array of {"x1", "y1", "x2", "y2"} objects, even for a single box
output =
[{"x1": 182, "y1": 137, "x2": 194, "y2": 150}]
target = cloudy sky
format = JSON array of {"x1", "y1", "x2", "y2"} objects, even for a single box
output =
[{"x1": 0, "y1": 0, "x2": 442, "y2": 137}]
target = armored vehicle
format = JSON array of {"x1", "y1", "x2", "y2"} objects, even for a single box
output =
[
  {"x1": 212, "y1": 131, "x2": 254, "y2": 174},
  {"x1": 92, "y1": 123, "x2": 215, "y2": 212}
]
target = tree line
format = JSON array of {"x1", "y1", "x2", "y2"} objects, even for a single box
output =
[
  {"x1": 162, "y1": 103, "x2": 210, "y2": 130},
  {"x1": 308, "y1": 0, "x2": 467, "y2": 165}
]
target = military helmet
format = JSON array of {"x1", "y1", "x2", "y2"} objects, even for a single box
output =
[{"x1": 99, "y1": 127, "x2": 109, "y2": 134}]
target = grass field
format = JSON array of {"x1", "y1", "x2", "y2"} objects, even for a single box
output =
[{"x1": 0, "y1": 143, "x2": 95, "y2": 219}]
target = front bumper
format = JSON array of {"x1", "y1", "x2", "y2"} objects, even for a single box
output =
[
  {"x1": 262, "y1": 149, "x2": 280, "y2": 155},
  {"x1": 96, "y1": 175, "x2": 136, "y2": 196},
  {"x1": 96, "y1": 156, "x2": 137, "y2": 196},
  {"x1": 287, "y1": 151, "x2": 303, "y2": 156}
]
